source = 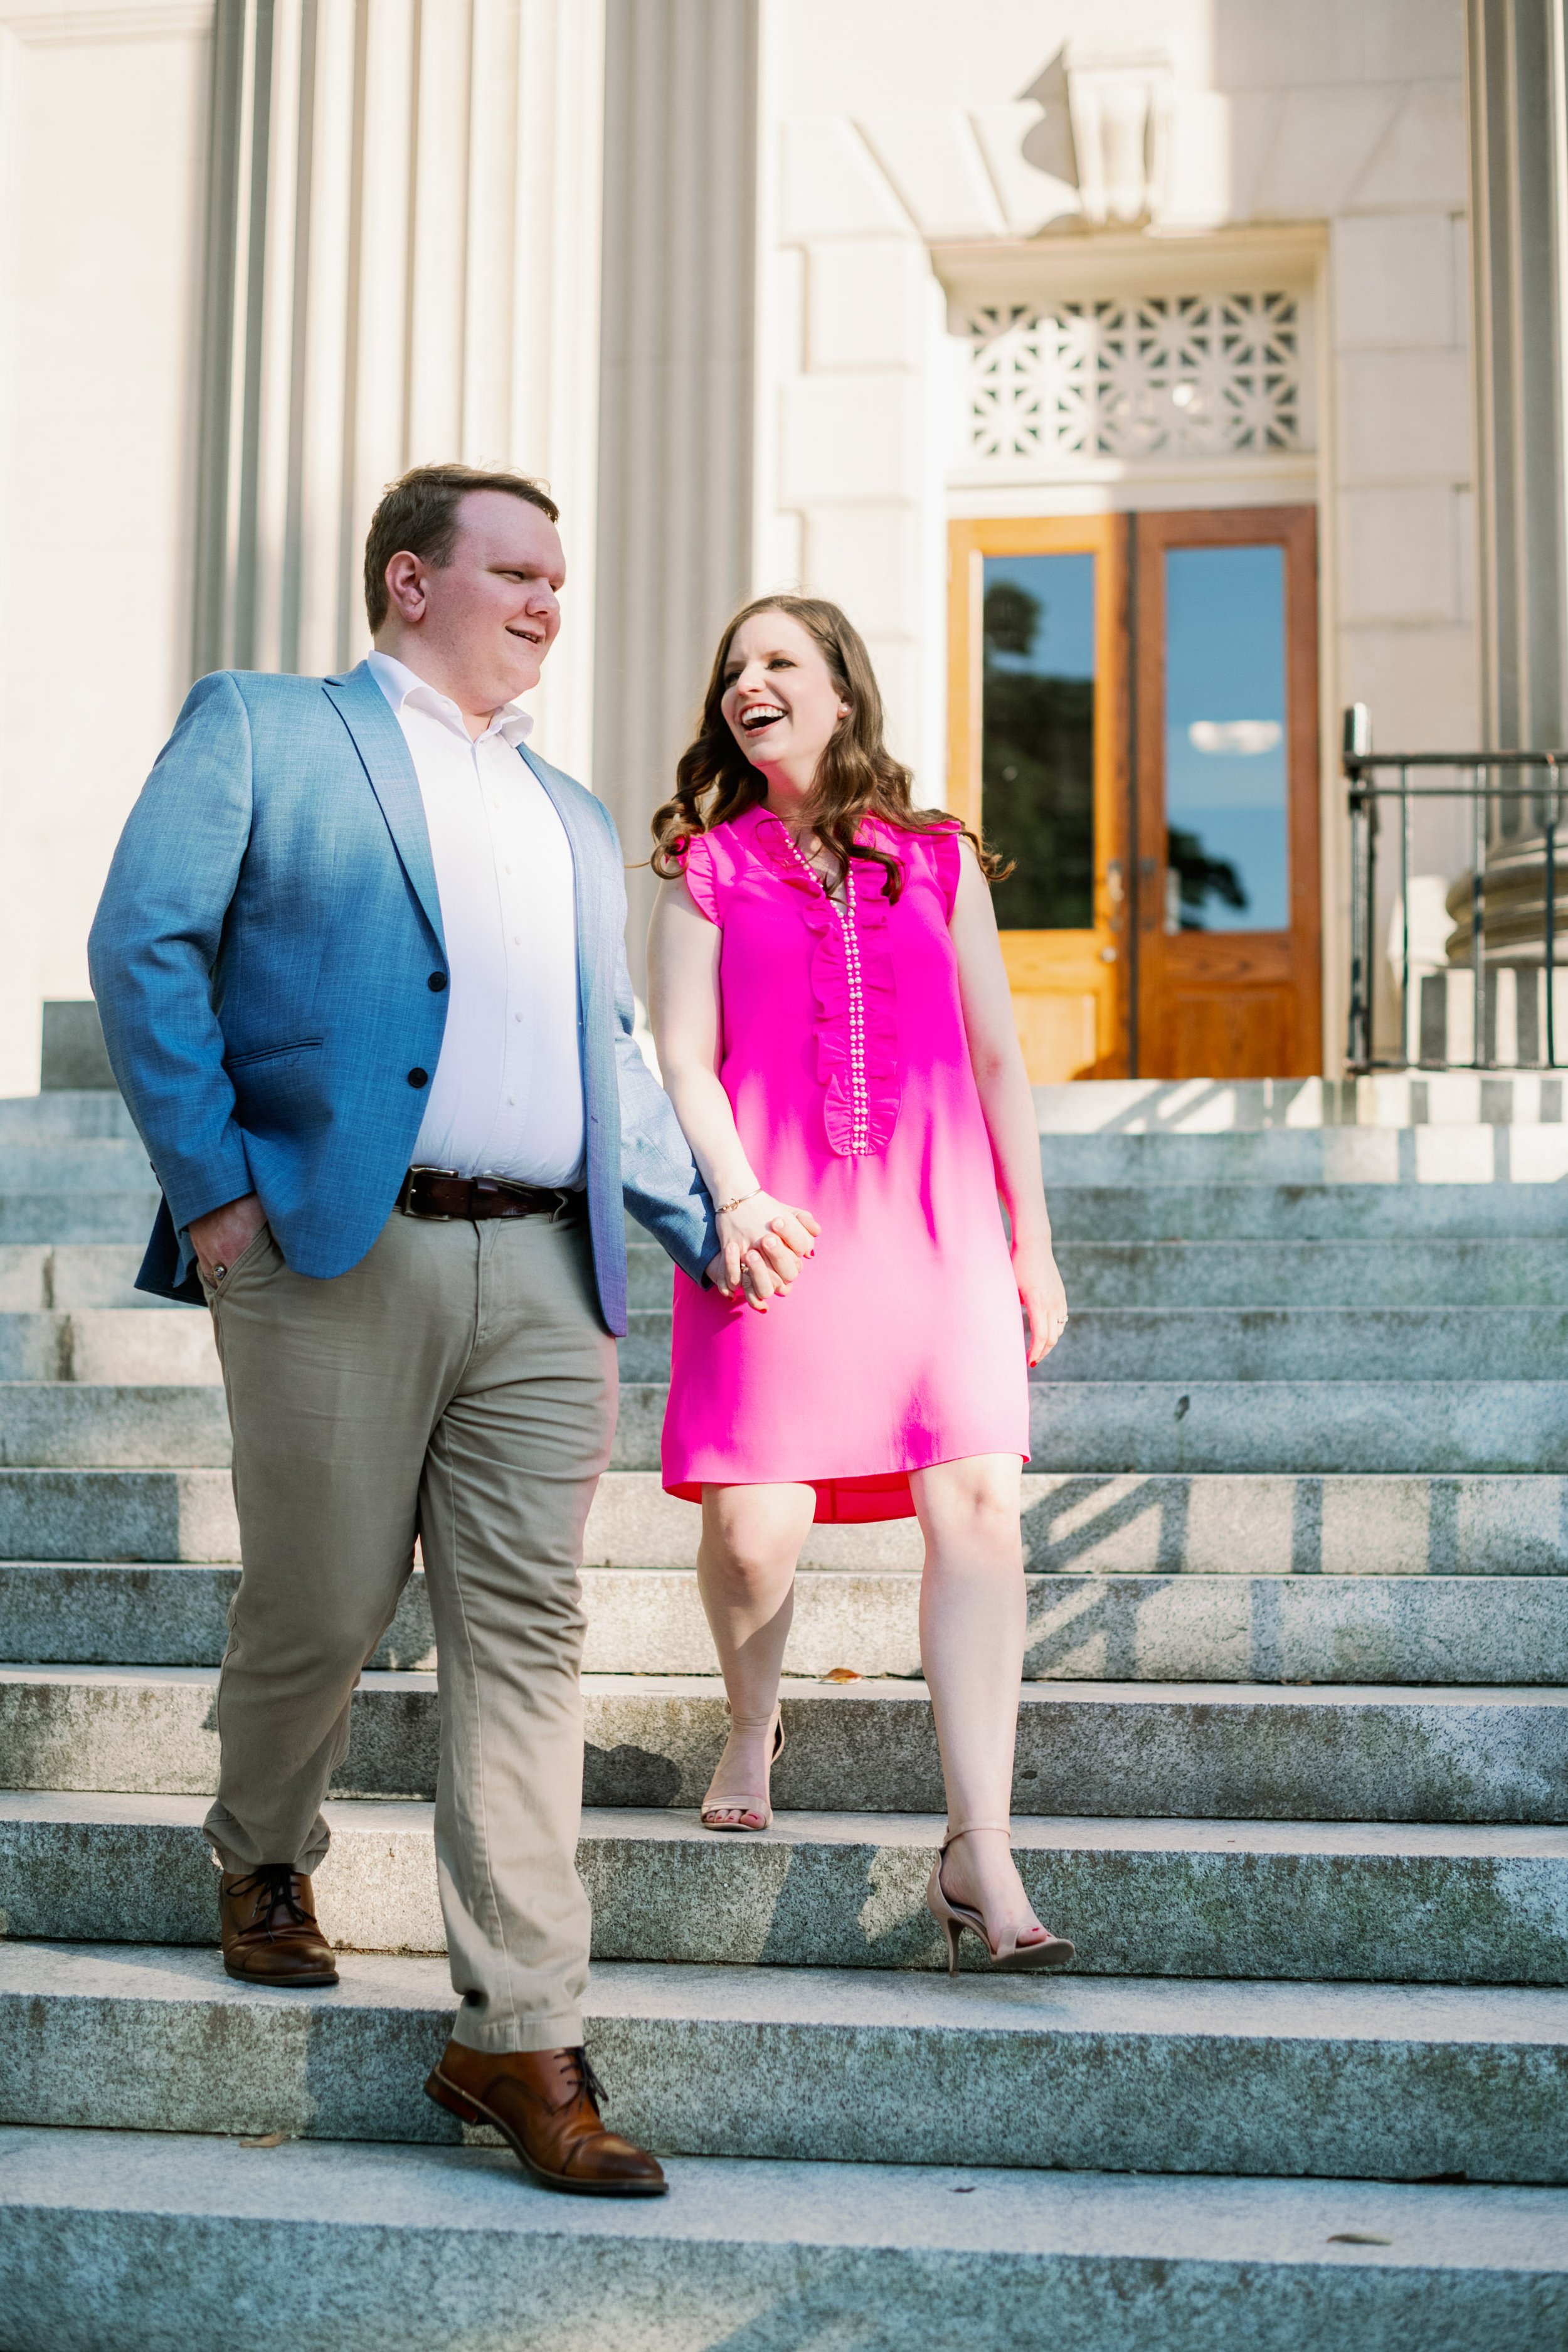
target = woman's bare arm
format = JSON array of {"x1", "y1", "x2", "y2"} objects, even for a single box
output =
[
  {"x1": 647, "y1": 874, "x2": 819, "y2": 1303},
  {"x1": 948, "y1": 842, "x2": 1069, "y2": 1365}
]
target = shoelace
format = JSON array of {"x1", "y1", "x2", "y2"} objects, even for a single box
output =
[
  {"x1": 563, "y1": 2047, "x2": 608, "y2": 2114},
  {"x1": 227, "y1": 1865, "x2": 315, "y2": 1936}
]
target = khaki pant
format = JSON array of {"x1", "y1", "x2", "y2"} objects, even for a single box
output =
[{"x1": 201, "y1": 1204, "x2": 617, "y2": 2051}]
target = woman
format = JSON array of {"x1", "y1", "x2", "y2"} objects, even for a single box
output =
[{"x1": 647, "y1": 596, "x2": 1074, "y2": 1973}]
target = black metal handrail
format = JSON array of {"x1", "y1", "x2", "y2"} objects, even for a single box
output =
[{"x1": 1342, "y1": 704, "x2": 1568, "y2": 1073}]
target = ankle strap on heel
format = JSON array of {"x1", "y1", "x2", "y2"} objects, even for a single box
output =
[{"x1": 940, "y1": 1822, "x2": 1012, "y2": 1855}]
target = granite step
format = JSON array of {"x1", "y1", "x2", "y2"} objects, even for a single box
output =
[
  {"x1": 5, "y1": 1794, "x2": 1566, "y2": 1985},
  {"x1": 5, "y1": 1467, "x2": 1566, "y2": 1574},
  {"x1": 0, "y1": 1089, "x2": 139, "y2": 1139},
  {"x1": 5, "y1": 2128, "x2": 1562, "y2": 2352},
  {"x1": 6, "y1": 1301, "x2": 1562, "y2": 1388},
  {"x1": 6, "y1": 1182, "x2": 1567, "y2": 1259},
  {"x1": 1021, "y1": 1382, "x2": 1568, "y2": 1475},
  {"x1": 1042, "y1": 1180, "x2": 1568, "y2": 1241},
  {"x1": 4, "y1": 1667, "x2": 1563, "y2": 1822},
  {"x1": 0, "y1": 1311, "x2": 219, "y2": 1384},
  {"x1": 0, "y1": 1141, "x2": 154, "y2": 1192},
  {"x1": 5, "y1": 1378, "x2": 1567, "y2": 1474},
  {"x1": 0, "y1": 1384, "x2": 663, "y2": 1470},
  {"x1": 4, "y1": 1557, "x2": 1564, "y2": 1683},
  {"x1": 0, "y1": 1245, "x2": 187, "y2": 1310},
  {"x1": 1050, "y1": 1238, "x2": 1568, "y2": 1308},
  {"x1": 3, "y1": 1942, "x2": 1565, "y2": 2183},
  {"x1": 0, "y1": 1192, "x2": 161, "y2": 1245},
  {"x1": 1037, "y1": 1127, "x2": 1568, "y2": 1186},
  {"x1": 615, "y1": 1305, "x2": 1568, "y2": 1385}
]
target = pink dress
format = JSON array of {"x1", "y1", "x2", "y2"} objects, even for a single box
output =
[{"x1": 661, "y1": 802, "x2": 1029, "y2": 1523}]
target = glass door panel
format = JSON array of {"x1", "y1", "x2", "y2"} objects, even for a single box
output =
[
  {"x1": 1135, "y1": 507, "x2": 1320, "y2": 1078},
  {"x1": 948, "y1": 516, "x2": 1128, "y2": 1083},
  {"x1": 982, "y1": 553, "x2": 1096, "y2": 931},
  {"x1": 1165, "y1": 544, "x2": 1289, "y2": 934}
]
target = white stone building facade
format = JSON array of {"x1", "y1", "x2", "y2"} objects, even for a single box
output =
[{"x1": 0, "y1": 0, "x2": 1535, "y2": 1091}]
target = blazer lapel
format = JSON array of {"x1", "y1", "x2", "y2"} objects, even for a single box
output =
[{"x1": 323, "y1": 664, "x2": 447, "y2": 953}]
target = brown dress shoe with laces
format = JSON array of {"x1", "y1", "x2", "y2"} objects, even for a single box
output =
[
  {"x1": 220, "y1": 1866, "x2": 339, "y2": 1986},
  {"x1": 425, "y1": 2038, "x2": 667, "y2": 2196}
]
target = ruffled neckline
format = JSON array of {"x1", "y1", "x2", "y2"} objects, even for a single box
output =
[{"x1": 729, "y1": 803, "x2": 901, "y2": 1156}]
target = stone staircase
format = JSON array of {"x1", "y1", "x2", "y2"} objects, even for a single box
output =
[{"x1": 1, "y1": 1084, "x2": 1567, "y2": 2347}]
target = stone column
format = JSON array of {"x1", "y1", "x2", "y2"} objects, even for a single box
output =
[
  {"x1": 1450, "y1": 1, "x2": 1568, "y2": 1050},
  {"x1": 190, "y1": 0, "x2": 605, "y2": 770},
  {"x1": 1468, "y1": 0, "x2": 1568, "y2": 756},
  {"x1": 593, "y1": 0, "x2": 760, "y2": 972}
]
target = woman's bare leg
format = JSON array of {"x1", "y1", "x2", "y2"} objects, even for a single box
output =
[
  {"x1": 696, "y1": 1481, "x2": 817, "y2": 1824},
  {"x1": 909, "y1": 1453, "x2": 1047, "y2": 1949}
]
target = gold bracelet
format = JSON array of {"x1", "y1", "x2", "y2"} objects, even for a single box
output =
[{"x1": 716, "y1": 1187, "x2": 760, "y2": 1216}]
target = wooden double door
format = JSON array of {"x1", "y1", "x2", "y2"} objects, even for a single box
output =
[{"x1": 947, "y1": 507, "x2": 1321, "y2": 1082}]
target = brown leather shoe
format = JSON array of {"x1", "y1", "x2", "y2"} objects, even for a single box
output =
[
  {"x1": 425, "y1": 2038, "x2": 667, "y2": 2196},
  {"x1": 220, "y1": 1866, "x2": 339, "y2": 1986}
]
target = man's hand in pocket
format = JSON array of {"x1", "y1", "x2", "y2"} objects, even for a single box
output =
[{"x1": 189, "y1": 1192, "x2": 265, "y2": 1281}]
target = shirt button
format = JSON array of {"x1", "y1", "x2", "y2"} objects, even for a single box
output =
[
  {"x1": 427, "y1": 973, "x2": 447, "y2": 992},
  {"x1": 408, "y1": 1067, "x2": 428, "y2": 1088}
]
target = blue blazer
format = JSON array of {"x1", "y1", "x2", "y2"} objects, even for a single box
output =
[{"x1": 87, "y1": 662, "x2": 715, "y2": 1333}]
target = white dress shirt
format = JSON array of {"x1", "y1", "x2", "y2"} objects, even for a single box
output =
[{"x1": 368, "y1": 650, "x2": 585, "y2": 1186}]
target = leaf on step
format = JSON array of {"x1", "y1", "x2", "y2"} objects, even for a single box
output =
[
  {"x1": 822, "y1": 1667, "x2": 862, "y2": 1683},
  {"x1": 238, "y1": 2131, "x2": 288, "y2": 2149},
  {"x1": 1328, "y1": 2232, "x2": 1392, "y2": 2245}
]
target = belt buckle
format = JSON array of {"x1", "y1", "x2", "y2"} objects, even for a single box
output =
[{"x1": 405, "y1": 1165, "x2": 460, "y2": 1221}]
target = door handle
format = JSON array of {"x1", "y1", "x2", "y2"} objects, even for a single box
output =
[{"x1": 1104, "y1": 861, "x2": 1125, "y2": 931}]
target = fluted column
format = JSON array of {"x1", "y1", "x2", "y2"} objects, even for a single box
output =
[
  {"x1": 594, "y1": 0, "x2": 760, "y2": 967},
  {"x1": 1449, "y1": 0, "x2": 1568, "y2": 1039},
  {"x1": 191, "y1": 0, "x2": 605, "y2": 770},
  {"x1": 1468, "y1": 0, "x2": 1568, "y2": 759}
]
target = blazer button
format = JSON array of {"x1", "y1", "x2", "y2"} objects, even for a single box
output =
[
  {"x1": 428, "y1": 972, "x2": 447, "y2": 992},
  {"x1": 408, "y1": 1067, "x2": 428, "y2": 1088}
]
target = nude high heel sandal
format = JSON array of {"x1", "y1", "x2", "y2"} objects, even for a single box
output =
[
  {"x1": 700, "y1": 1702, "x2": 785, "y2": 1831},
  {"x1": 926, "y1": 1824, "x2": 1075, "y2": 1974}
]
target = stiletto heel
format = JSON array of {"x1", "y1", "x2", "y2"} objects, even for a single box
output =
[
  {"x1": 924, "y1": 1823, "x2": 1074, "y2": 1974},
  {"x1": 700, "y1": 1701, "x2": 785, "y2": 1831}
]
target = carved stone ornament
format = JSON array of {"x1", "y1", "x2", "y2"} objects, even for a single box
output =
[{"x1": 965, "y1": 292, "x2": 1304, "y2": 465}]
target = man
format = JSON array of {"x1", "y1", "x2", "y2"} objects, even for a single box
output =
[{"x1": 88, "y1": 463, "x2": 807, "y2": 2198}]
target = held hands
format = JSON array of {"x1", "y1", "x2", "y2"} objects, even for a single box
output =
[
  {"x1": 1015, "y1": 1234, "x2": 1070, "y2": 1367},
  {"x1": 704, "y1": 1192, "x2": 822, "y2": 1313},
  {"x1": 189, "y1": 1191, "x2": 266, "y2": 1283}
]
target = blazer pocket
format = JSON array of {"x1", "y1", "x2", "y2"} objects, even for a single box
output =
[{"x1": 223, "y1": 1038, "x2": 324, "y2": 1069}]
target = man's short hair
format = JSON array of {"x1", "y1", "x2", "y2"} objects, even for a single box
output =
[{"x1": 363, "y1": 463, "x2": 559, "y2": 632}]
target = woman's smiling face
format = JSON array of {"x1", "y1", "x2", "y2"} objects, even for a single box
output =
[{"x1": 720, "y1": 609, "x2": 847, "y2": 779}]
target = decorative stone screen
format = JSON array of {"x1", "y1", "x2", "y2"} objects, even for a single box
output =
[{"x1": 963, "y1": 292, "x2": 1303, "y2": 464}]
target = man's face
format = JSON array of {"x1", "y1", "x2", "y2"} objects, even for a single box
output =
[{"x1": 381, "y1": 490, "x2": 565, "y2": 712}]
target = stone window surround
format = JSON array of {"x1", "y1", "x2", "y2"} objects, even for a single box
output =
[{"x1": 933, "y1": 226, "x2": 1325, "y2": 506}]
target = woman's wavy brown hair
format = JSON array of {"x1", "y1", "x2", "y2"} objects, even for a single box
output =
[{"x1": 650, "y1": 595, "x2": 1008, "y2": 901}]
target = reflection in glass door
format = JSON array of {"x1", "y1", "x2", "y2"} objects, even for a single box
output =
[
  {"x1": 948, "y1": 516, "x2": 1128, "y2": 1083},
  {"x1": 982, "y1": 553, "x2": 1096, "y2": 931},
  {"x1": 1164, "y1": 544, "x2": 1289, "y2": 936},
  {"x1": 1135, "y1": 508, "x2": 1320, "y2": 1078}
]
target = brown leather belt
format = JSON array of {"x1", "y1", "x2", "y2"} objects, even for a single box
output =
[{"x1": 396, "y1": 1167, "x2": 580, "y2": 1222}]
